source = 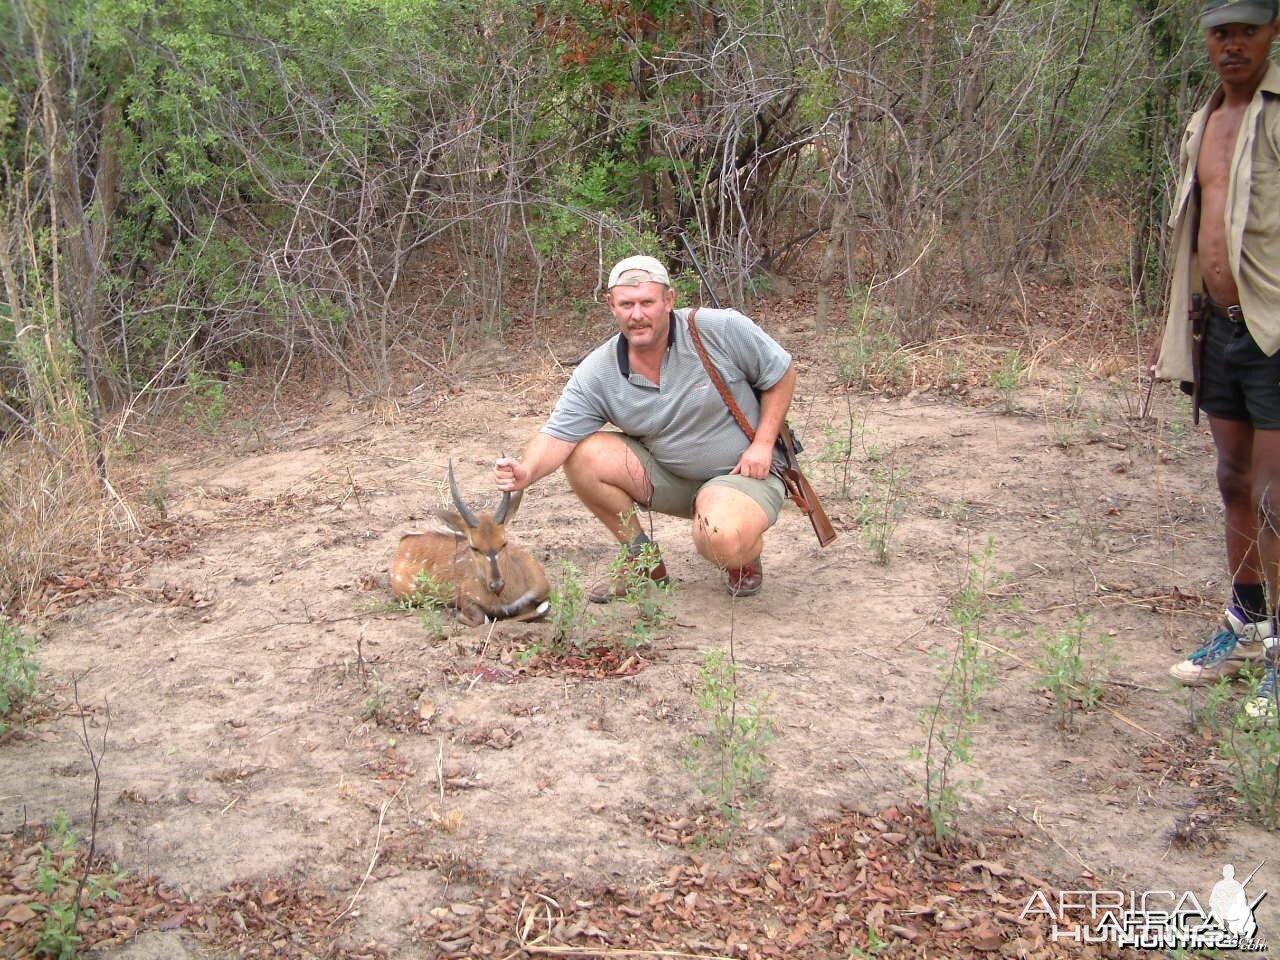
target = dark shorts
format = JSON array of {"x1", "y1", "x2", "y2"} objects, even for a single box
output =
[
  {"x1": 615, "y1": 434, "x2": 785, "y2": 524},
  {"x1": 1184, "y1": 312, "x2": 1280, "y2": 429}
]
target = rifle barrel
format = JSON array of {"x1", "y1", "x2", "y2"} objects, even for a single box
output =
[{"x1": 679, "y1": 234, "x2": 722, "y2": 310}]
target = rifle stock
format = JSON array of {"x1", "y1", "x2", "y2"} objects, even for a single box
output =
[{"x1": 779, "y1": 426, "x2": 836, "y2": 547}]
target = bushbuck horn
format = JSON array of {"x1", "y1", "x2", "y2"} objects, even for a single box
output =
[{"x1": 447, "y1": 460, "x2": 480, "y2": 528}]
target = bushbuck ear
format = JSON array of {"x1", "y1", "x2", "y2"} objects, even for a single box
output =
[{"x1": 433, "y1": 508, "x2": 469, "y2": 533}]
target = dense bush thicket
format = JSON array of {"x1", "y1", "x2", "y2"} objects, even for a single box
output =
[{"x1": 1, "y1": 0, "x2": 1206, "y2": 455}]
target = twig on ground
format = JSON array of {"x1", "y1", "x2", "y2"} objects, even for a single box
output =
[
  {"x1": 974, "y1": 636, "x2": 1170, "y2": 744},
  {"x1": 327, "y1": 782, "x2": 402, "y2": 929},
  {"x1": 1008, "y1": 803, "x2": 1096, "y2": 877},
  {"x1": 436, "y1": 737, "x2": 446, "y2": 818},
  {"x1": 70, "y1": 676, "x2": 109, "y2": 933}
]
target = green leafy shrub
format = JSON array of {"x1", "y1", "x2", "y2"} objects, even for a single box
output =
[
  {"x1": 837, "y1": 318, "x2": 910, "y2": 390},
  {"x1": 989, "y1": 349, "x2": 1025, "y2": 413},
  {"x1": 687, "y1": 648, "x2": 775, "y2": 826},
  {"x1": 1034, "y1": 613, "x2": 1113, "y2": 733},
  {"x1": 1220, "y1": 667, "x2": 1280, "y2": 829},
  {"x1": 913, "y1": 539, "x2": 1004, "y2": 841},
  {"x1": 30, "y1": 812, "x2": 124, "y2": 959},
  {"x1": 0, "y1": 616, "x2": 38, "y2": 728}
]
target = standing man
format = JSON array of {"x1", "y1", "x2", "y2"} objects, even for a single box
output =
[
  {"x1": 494, "y1": 255, "x2": 796, "y2": 602},
  {"x1": 1158, "y1": 0, "x2": 1280, "y2": 721}
]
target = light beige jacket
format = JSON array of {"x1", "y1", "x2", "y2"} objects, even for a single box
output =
[{"x1": 1156, "y1": 61, "x2": 1280, "y2": 382}]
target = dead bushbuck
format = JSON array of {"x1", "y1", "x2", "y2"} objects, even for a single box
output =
[{"x1": 391, "y1": 462, "x2": 550, "y2": 626}]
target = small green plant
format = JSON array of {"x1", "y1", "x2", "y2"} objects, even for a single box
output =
[
  {"x1": 617, "y1": 542, "x2": 673, "y2": 647},
  {"x1": 1033, "y1": 613, "x2": 1114, "y2": 733},
  {"x1": 362, "y1": 672, "x2": 387, "y2": 720},
  {"x1": 416, "y1": 605, "x2": 451, "y2": 639},
  {"x1": 1048, "y1": 412, "x2": 1079, "y2": 449},
  {"x1": 0, "y1": 616, "x2": 39, "y2": 731},
  {"x1": 1165, "y1": 948, "x2": 1230, "y2": 960},
  {"x1": 1046, "y1": 376, "x2": 1103, "y2": 448},
  {"x1": 913, "y1": 538, "x2": 1002, "y2": 841},
  {"x1": 143, "y1": 466, "x2": 171, "y2": 518},
  {"x1": 1188, "y1": 676, "x2": 1235, "y2": 736},
  {"x1": 817, "y1": 395, "x2": 865, "y2": 500},
  {"x1": 836, "y1": 309, "x2": 910, "y2": 391},
  {"x1": 527, "y1": 548, "x2": 672, "y2": 664},
  {"x1": 989, "y1": 349, "x2": 1024, "y2": 413},
  {"x1": 180, "y1": 368, "x2": 231, "y2": 434},
  {"x1": 1063, "y1": 504, "x2": 1104, "y2": 549},
  {"x1": 1062, "y1": 373, "x2": 1084, "y2": 419},
  {"x1": 30, "y1": 811, "x2": 124, "y2": 959},
  {"x1": 548, "y1": 560, "x2": 590, "y2": 653},
  {"x1": 820, "y1": 425, "x2": 855, "y2": 500},
  {"x1": 850, "y1": 922, "x2": 891, "y2": 958},
  {"x1": 399, "y1": 570, "x2": 454, "y2": 638},
  {"x1": 1219, "y1": 666, "x2": 1280, "y2": 828},
  {"x1": 687, "y1": 648, "x2": 775, "y2": 826},
  {"x1": 1149, "y1": 395, "x2": 1194, "y2": 462},
  {"x1": 856, "y1": 463, "x2": 910, "y2": 564}
]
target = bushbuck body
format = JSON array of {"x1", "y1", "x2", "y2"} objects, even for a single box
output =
[{"x1": 391, "y1": 463, "x2": 550, "y2": 626}]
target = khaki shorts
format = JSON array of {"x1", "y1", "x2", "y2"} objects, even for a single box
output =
[{"x1": 616, "y1": 435, "x2": 785, "y2": 524}]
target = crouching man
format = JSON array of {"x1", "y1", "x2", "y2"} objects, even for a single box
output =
[{"x1": 494, "y1": 255, "x2": 796, "y2": 601}]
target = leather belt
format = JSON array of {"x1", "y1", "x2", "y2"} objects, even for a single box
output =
[{"x1": 1207, "y1": 299, "x2": 1245, "y2": 323}]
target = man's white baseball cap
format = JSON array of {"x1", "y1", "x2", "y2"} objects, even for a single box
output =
[{"x1": 607, "y1": 255, "x2": 671, "y2": 289}]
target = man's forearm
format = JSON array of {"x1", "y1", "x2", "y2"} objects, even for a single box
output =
[
  {"x1": 520, "y1": 432, "x2": 577, "y2": 485},
  {"x1": 754, "y1": 364, "x2": 796, "y2": 446}
]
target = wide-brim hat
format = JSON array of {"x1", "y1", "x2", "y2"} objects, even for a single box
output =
[{"x1": 1201, "y1": 0, "x2": 1278, "y2": 28}]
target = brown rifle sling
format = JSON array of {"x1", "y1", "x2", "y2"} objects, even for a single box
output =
[{"x1": 685, "y1": 308, "x2": 761, "y2": 443}]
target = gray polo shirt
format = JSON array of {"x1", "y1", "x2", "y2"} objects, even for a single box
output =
[{"x1": 542, "y1": 307, "x2": 793, "y2": 480}]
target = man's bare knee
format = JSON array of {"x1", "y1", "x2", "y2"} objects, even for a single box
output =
[
  {"x1": 693, "y1": 501, "x2": 766, "y2": 568},
  {"x1": 694, "y1": 513, "x2": 742, "y2": 553},
  {"x1": 1219, "y1": 461, "x2": 1252, "y2": 508},
  {"x1": 564, "y1": 433, "x2": 651, "y2": 506},
  {"x1": 565, "y1": 433, "x2": 614, "y2": 476}
]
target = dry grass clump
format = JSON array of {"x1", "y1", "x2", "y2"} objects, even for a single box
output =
[{"x1": 0, "y1": 437, "x2": 106, "y2": 613}]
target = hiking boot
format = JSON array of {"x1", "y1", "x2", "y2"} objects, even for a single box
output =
[
  {"x1": 1168, "y1": 608, "x2": 1272, "y2": 686},
  {"x1": 725, "y1": 559, "x2": 763, "y2": 597},
  {"x1": 1243, "y1": 644, "x2": 1280, "y2": 724},
  {"x1": 588, "y1": 551, "x2": 669, "y2": 604}
]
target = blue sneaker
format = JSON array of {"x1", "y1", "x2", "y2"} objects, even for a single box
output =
[
  {"x1": 1243, "y1": 645, "x2": 1280, "y2": 723},
  {"x1": 1168, "y1": 608, "x2": 1272, "y2": 686}
]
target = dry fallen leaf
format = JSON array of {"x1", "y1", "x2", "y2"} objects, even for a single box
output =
[{"x1": 3, "y1": 903, "x2": 36, "y2": 925}]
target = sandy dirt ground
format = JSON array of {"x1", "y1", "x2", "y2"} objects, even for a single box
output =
[{"x1": 4, "y1": 292, "x2": 1280, "y2": 957}]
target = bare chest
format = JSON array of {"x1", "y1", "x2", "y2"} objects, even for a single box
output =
[{"x1": 1197, "y1": 104, "x2": 1246, "y2": 195}]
